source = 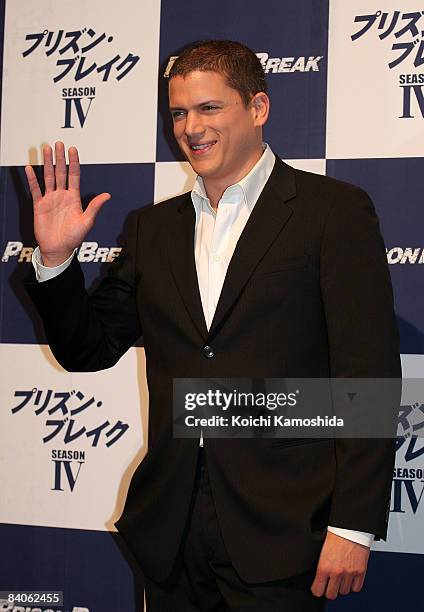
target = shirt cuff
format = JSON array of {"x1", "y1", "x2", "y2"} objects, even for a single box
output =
[
  {"x1": 32, "y1": 246, "x2": 76, "y2": 282},
  {"x1": 327, "y1": 526, "x2": 375, "y2": 548}
]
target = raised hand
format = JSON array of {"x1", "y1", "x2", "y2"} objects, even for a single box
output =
[{"x1": 25, "y1": 141, "x2": 111, "y2": 267}]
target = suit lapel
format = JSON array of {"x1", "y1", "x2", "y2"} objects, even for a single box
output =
[
  {"x1": 208, "y1": 157, "x2": 297, "y2": 338},
  {"x1": 167, "y1": 193, "x2": 209, "y2": 340},
  {"x1": 166, "y1": 157, "x2": 297, "y2": 342}
]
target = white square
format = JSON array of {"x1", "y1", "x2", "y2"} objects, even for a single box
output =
[
  {"x1": 372, "y1": 354, "x2": 424, "y2": 554},
  {"x1": 0, "y1": 0, "x2": 161, "y2": 165},
  {"x1": 327, "y1": 0, "x2": 424, "y2": 159},
  {"x1": 0, "y1": 343, "x2": 148, "y2": 532},
  {"x1": 154, "y1": 161, "x2": 196, "y2": 204},
  {"x1": 284, "y1": 158, "x2": 326, "y2": 176},
  {"x1": 154, "y1": 158, "x2": 326, "y2": 206}
]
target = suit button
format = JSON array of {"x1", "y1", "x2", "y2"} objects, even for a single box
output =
[{"x1": 203, "y1": 345, "x2": 215, "y2": 359}]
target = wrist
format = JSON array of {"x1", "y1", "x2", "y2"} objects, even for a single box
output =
[{"x1": 39, "y1": 250, "x2": 74, "y2": 267}]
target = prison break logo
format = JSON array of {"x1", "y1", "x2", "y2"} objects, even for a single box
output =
[
  {"x1": 163, "y1": 53, "x2": 324, "y2": 78},
  {"x1": 11, "y1": 388, "x2": 129, "y2": 493},
  {"x1": 5, "y1": 242, "x2": 423, "y2": 267},
  {"x1": 351, "y1": 10, "x2": 424, "y2": 119},
  {"x1": 1, "y1": 242, "x2": 121, "y2": 263},
  {"x1": 386, "y1": 247, "x2": 424, "y2": 264},
  {"x1": 0, "y1": 604, "x2": 88, "y2": 612},
  {"x1": 22, "y1": 27, "x2": 141, "y2": 128},
  {"x1": 392, "y1": 402, "x2": 424, "y2": 516}
]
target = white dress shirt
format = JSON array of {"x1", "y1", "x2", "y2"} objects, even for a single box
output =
[{"x1": 31, "y1": 143, "x2": 374, "y2": 548}]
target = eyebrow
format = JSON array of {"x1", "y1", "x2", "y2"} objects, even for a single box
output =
[{"x1": 169, "y1": 99, "x2": 224, "y2": 111}]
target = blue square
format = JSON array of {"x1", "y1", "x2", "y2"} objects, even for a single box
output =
[
  {"x1": 327, "y1": 158, "x2": 424, "y2": 354},
  {"x1": 157, "y1": 0, "x2": 328, "y2": 161},
  {"x1": 0, "y1": 162, "x2": 154, "y2": 344}
]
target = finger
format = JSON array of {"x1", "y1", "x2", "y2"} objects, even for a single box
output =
[
  {"x1": 54, "y1": 141, "x2": 67, "y2": 190},
  {"x1": 352, "y1": 573, "x2": 365, "y2": 593},
  {"x1": 325, "y1": 575, "x2": 342, "y2": 600},
  {"x1": 310, "y1": 571, "x2": 328, "y2": 598},
  {"x1": 25, "y1": 165, "x2": 43, "y2": 204},
  {"x1": 43, "y1": 144, "x2": 55, "y2": 192},
  {"x1": 339, "y1": 574, "x2": 353, "y2": 595},
  {"x1": 84, "y1": 192, "x2": 111, "y2": 224},
  {"x1": 68, "y1": 146, "x2": 80, "y2": 191}
]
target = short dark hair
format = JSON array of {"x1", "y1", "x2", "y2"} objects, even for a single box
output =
[{"x1": 168, "y1": 40, "x2": 267, "y2": 107}]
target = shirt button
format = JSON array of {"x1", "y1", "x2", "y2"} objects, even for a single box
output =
[
  {"x1": 213, "y1": 255, "x2": 220, "y2": 262},
  {"x1": 203, "y1": 345, "x2": 215, "y2": 359}
]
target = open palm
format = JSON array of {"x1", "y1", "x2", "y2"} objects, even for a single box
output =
[{"x1": 25, "y1": 141, "x2": 110, "y2": 267}]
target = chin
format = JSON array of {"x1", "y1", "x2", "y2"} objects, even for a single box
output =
[
  {"x1": 189, "y1": 161, "x2": 217, "y2": 177},
  {"x1": 196, "y1": 168, "x2": 220, "y2": 180}
]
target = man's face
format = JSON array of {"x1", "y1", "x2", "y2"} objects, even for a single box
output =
[{"x1": 169, "y1": 70, "x2": 261, "y2": 184}]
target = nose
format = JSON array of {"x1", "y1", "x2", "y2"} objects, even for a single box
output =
[{"x1": 184, "y1": 110, "x2": 205, "y2": 139}]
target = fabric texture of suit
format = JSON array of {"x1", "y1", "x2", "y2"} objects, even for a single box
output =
[{"x1": 25, "y1": 155, "x2": 401, "y2": 584}]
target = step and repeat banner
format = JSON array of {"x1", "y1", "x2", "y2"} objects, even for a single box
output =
[{"x1": 0, "y1": 1, "x2": 423, "y2": 610}]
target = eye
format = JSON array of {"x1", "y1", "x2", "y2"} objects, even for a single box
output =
[
  {"x1": 202, "y1": 105, "x2": 218, "y2": 111},
  {"x1": 171, "y1": 110, "x2": 186, "y2": 120}
]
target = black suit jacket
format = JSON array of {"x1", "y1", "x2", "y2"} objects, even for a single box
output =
[{"x1": 25, "y1": 156, "x2": 401, "y2": 583}]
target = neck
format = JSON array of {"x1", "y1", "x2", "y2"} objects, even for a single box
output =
[{"x1": 203, "y1": 144, "x2": 264, "y2": 211}]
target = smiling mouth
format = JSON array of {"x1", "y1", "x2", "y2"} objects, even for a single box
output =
[{"x1": 189, "y1": 141, "x2": 217, "y2": 155}]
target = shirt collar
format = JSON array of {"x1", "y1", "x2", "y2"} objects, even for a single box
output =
[{"x1": 191, "y1": 143, "x2": 275, "y2": 213}]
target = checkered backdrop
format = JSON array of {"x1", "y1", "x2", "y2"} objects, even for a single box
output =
[{"x1": 0, "y1": 1, "x2": 423, "y2": 610}]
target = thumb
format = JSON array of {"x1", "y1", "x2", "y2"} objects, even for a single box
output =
[{"x1": 84, "y1": 192, "x2": 111, "y2": 224}]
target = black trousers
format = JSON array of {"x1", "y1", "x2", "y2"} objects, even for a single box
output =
[{"x1": 144, "y1": 448, "x2": 326, "y2": 611}]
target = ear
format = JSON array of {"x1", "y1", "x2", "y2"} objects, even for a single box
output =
[{"x1": 250, "y1": 92, "x2": 270, "y2": 127}]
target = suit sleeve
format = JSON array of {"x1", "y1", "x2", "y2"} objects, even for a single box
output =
[
  {"x1": 319, "y1": 186, "x2": 401, "y2": 539},
  {"x1": 24, "y1": 210, "x2": 142, "y2": 372}
]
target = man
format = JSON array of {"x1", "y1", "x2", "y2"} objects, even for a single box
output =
[{"x1": 25, "y1": 40, "x2": 400, "y2": 611}]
